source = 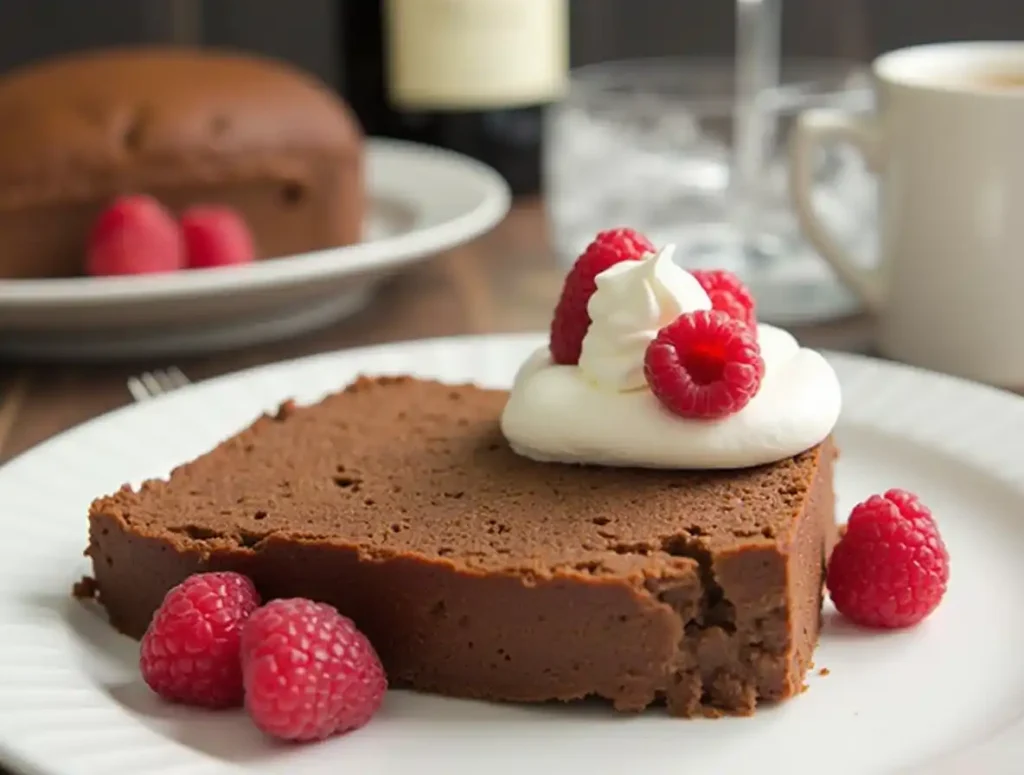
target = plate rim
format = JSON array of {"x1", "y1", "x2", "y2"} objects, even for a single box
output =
[
  {"x1": 0, "y1": 332, "x2": 1022, "y2": 775},
  {"x1": 0, "y1": 139, "x2": 511, "y2": 307},
  {"x1": 5, "y1": 331, "x2": 1024, "y2": 469}
]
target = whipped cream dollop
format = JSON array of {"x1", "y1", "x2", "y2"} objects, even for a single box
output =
[
  {"x1": 501, "y1": 247, "x2": 841, "y2": 470},
  {"x1": 578, "y1": 245, "x2": 711, "y2": 391}
]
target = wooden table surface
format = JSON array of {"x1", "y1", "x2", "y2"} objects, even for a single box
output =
[{"x1": 0, "y1": 199, "x2": 875, "y2": 464}]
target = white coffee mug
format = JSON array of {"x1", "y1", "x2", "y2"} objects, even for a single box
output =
[{"x1": 791, "y1": 41, "x2": 1024, "y2": 387}]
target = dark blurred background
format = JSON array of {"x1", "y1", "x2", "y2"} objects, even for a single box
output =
[
  {"x1": 0, "y1": 0, "x2": 1019, "y2": 88},
  {"x1": 1, "y1": 0, "x2": 1018, "y2": 201}
]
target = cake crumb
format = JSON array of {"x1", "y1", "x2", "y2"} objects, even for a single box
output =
[
  {"x1": 818, "y1": 667, "x2": 830, "y2": 677},
  {"x1": 700, "y1": 706, "x2": 725, "y2": 719},
  {"x1": 72, "y1": 575, "x2": 98, "y2": 600},
  {"x1": 273, "y1": 399, "x2": 298, "y2": 421}
]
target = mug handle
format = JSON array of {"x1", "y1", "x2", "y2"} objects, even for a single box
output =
[{"x1": 789, "y1": 109, "x2": 886, "y2": 314}]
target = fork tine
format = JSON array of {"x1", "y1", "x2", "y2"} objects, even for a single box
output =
[
  {"x1": 141, "y1": 371, "x2": 164, "y2": 397},
  {"x1": 150, "y1": 371, "x2": 170, "y2": 394},
  {"x1": 165, "y1": 366, "x2": 191, "y2": 389},
  {"x1": 153, "y1": 370, "x2": 177, "y2": 394},
  {"x1": 127, "y1": 375, "x2": 152, "y2": 402},
  {"x1": 127, "y1": 368, "x2": 192, "y2": 402}
]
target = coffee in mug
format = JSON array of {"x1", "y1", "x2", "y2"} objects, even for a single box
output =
[{"x1": 971, "y1": 71, "x2": 1024, "y2": 89}]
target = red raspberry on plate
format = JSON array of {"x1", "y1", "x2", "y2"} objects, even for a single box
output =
[
  {"x1": 827, "y1": 488, "x2": 950, "y2": 629},
  {"x1": 139, "y1": 571, "x2": 260, "y2": 708},
  {"x1": 644, "y1": 309, "x2": 765, "y2": 420},
  {"x1": 180, "y1": 205, "x2": 256, "y2": 269},
  {"x1": 690, "y1": 269, "x2": 757, "y2": 329},
  {"x1": 241, "y1": 598, "x2": 387, "y2": 742},
  {"x1": 85, "y1": 194, "x2": 185, "y2": 276},
  {"x1": 550, "y1": 227, "x2": 655, "y2": 364}
]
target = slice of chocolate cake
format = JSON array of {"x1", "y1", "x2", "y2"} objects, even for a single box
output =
[{"x1": 86, "y1": 376, "x2": 836, "y2": 716}]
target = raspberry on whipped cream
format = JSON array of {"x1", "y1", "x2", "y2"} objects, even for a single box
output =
[
  {"x1": 645, "y1": 309, "x2": 765, "y2": 420},
  {"x1": 501, "y1": 244, "x2": 842, "y2": 470}
]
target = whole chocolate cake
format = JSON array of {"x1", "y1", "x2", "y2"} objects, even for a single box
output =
[{"x1": 0, "y1": 46, "x2": 363, "y2": 278}]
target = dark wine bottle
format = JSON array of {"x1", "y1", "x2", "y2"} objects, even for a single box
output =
[
  {"x1": 340, "y1": 0, "x2": 569, "y2": 198},
  {"x1": 339, "y1": 0, "x2": 389, "y2": 138}
]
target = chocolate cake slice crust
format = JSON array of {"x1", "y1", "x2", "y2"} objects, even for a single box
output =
[{"x1": 87, "y1": 376, "x2": 837, "y2": 716}]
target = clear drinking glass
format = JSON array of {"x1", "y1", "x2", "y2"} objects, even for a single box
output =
[{"x1": 543, "y1": 58, "x2": 876, "y2": 325}]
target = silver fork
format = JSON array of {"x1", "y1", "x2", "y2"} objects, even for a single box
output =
[{"x1": 127, "y1": 367, "x2": 191, "y2": 402}]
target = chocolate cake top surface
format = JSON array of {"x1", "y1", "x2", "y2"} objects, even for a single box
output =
[
  {"x1": 0, "y1": 46, "x2": 361, "y2": 206},
  {"x1": 91, "y1": 377, "x2": 825, "y2": 572}
]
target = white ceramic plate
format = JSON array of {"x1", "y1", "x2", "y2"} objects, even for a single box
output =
[
  {"x1": 0, "y1": 333, "x2": 1022, "y2": 775},
  {"x1": 0, "y1": 140, "x2": 510, "y2": 361}
]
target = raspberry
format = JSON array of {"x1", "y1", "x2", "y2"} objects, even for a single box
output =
[
  {"x1": 827, "y1": 489, "x2": 950, "y2": 629},
  {"x1": 241, "y1": 598, "x2": 387, "y2": 741},
  {"x1": 691, "y1": 269, "x2": 757, "y2": 329},
  {"x1": 139, "y1": 572, "x2": 260, "y2": 708},
  {"x1": 180, "y1": 205, "x2": 256, "y2": 269},
  {"x1": 550, "y1": 228, "x2": 654, "y2": 364},
  {"x1": 85, "y1": 195, "x2": 185, "y2": 276},
  {"x1": 644, "y1": 309, "x2": 765, "y2": 420}
]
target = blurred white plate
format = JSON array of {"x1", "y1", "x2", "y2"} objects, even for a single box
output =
[
  {"x1": 0, "y1": 140, "x2": 510, "y2": 361},
  {"x1": 0, "y1": 334, "x2": 1022, "y2": 774}
]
